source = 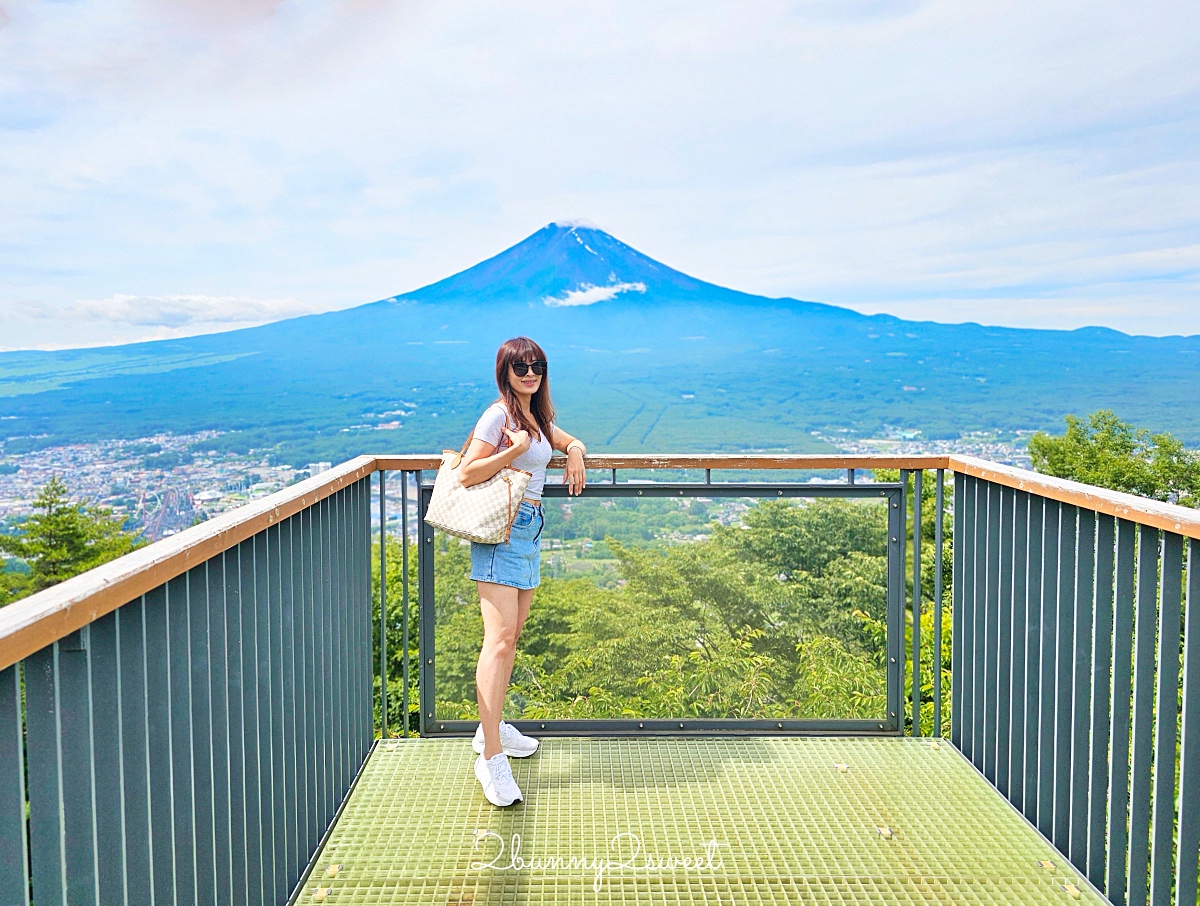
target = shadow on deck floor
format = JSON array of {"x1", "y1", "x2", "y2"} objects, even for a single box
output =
[{"x1": 296, "y1": 736, "x2": 1104, "y2": 905}]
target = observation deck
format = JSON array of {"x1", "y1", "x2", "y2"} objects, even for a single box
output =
[{"x1": 1, "y1": 454, "x2": 1197, "y2": 906}]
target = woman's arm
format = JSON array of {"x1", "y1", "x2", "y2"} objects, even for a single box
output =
[
  {"x1": 550, "y1": 426, "x2": 587, "y2": 495},
  {"x1": 459, "y1": 429, "x2": 530, "y2": 487},
  {"x1": 550, "y1": 426, "x2": 585, "y2": 455}
]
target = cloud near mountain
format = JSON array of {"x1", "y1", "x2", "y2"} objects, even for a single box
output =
[
  {"x1": 543, "y1": 281, "x2": 647, "y2": 307},
  {"x1": 17, "y1": 294, "x2": 315, "y2": 329}
]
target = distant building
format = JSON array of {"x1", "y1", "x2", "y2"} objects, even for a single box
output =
[{"x1": 306, "y1": 462, "x2": 332, "y2": 476}]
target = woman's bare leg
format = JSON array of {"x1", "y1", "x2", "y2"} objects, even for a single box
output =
[
  {"x1": 514, "y1": 586, "x2": 534, "y2": 640},
  {"x1": 477, "y1": 581, "x2": 521, "y2": 758}
]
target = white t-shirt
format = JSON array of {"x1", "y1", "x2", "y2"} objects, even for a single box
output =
[{"x1": 472, "y1": 403, "x2": 555, "y2": 499}]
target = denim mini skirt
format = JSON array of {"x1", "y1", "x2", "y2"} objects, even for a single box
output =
[{"x1": 469, "y1": 501, "x2": 544, "y2": 589}]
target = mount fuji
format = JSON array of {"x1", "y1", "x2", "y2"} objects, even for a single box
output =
[{"x1": 1, "y1": 223, "x2": 1198, "y2": 463}]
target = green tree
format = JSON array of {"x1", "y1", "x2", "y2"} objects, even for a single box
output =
[
  {"x1": 1029, "y1": 409, "x2": 1200, "y2": 506},
  {"x1": 0, "y1": 475, "x2": 144, "y2": 605}
]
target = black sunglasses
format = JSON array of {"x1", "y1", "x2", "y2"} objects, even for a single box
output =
[{"x1": 511, "y1": 360, "x2": 547, "y2": 376}]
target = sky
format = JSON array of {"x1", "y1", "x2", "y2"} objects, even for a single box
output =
[{"x1": 1, "y1": 0, "x2": 1199, "y2": 350}]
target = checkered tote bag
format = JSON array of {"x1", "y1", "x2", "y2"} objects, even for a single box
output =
[{"x1": 423, "y1": 434, "x2": 533, "y2": 544}]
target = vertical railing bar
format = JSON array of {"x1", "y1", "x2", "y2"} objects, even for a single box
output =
[
  {"x1": 279, "y1": 518, "x2": 298, "y2": 892},
  {"x1": 317, "y1": 496, "x2": 332, "y2": 831},
  {"x1": 340, "y1": 488, "x2": 351, "y2": 794},
  {"x1": 254, "y1": 528, "x2": 277, "y2": 906},
  {"x1": 974, "y1": 482, "x2": 993, "y2": 772},
  {"x1": 934, "y1": 469, "x2": 944, "y2": 738},
  {"x1": 187, "y1": 564, "x2": 216, "y2": 906},
  {"x1": 226, "y1": 547, "x2": 247, "y2": 906},
  {"x1": 419, "y1": 476, "x2": 435, "y2": 736},
  {"x1": 1022, "y1": 496, "x2": 1044, "y2": 821},
  {"x1": 1087, "y1": 514, "x2": 1115, "y2": 890},
  {"x1": 349, "y1": 482, "x2": 360, "y2": 764},
  {"x1": 1007, "y1": 491, "x2": 1029, "y2": 811},
  {"x1": 330, "y1": 491, "x2": 344, "y2": 803},
  {"x1": 1148, "y1": 532, "x2": 1182, "y2": 906},
  {"x1": 1107, "y1": 519, "x2": 1136, "y2": 904},
  {"x1": 239, "y1": 538, "x2": 262, "y2": 906},
  {"x1": 338, "y1": 489, "x2": 350, "y2": 792},
  {"x1": 994, "y1": 486, "x2": 1014, "y2": 796},
  {"x1": 112, "y1": 609, "x2": 130, "y2": 906},
  {"x1": 1036, "y1": 500, "x2": 1060, "y2": 838},
  {"x1": 271, "y1": 520, "x2": 288, "y2": 902},
  {"x1": 338, "y1": 489, "x2": 351, "y2": 795},
  {"x1": 0, "y1": 662, "x2": 30, "y2": 906},
  {"x1": 167, "y1": 573, "x2": 198, "y2": 906},
  {"x1": 208, "y1": 554, "x2": 232, "y2": 906},
  {"x1": 332, "y1": 489, "x2": 344, "y2": 799},
  {"x1": 951, "y1": 472, "x2": 972, "y2": 751},
  {"x1": 347, "y1": 484, "x2": 359, "y2": 766},
  {"x1": 892, "y1": 475, "x2": 907, "y2": 733},
  {"x1": 143, "y1": 582, "x2": 173, "y2": 906},
  {"x1": 87, "y1": 613, "x2": 123, "y2": 905},
  {"x1": 1068, "y1": 510, "x2": 1095, "y2": 869},
  {"x1": 1176, "y1": 537, "x2": 1200, "y2": 906},
  {"x1": 361, "y1": 479, "x2": 372, "y2": 757},
  {"x1": 299, "y1": 506, "x2": 316, "y2": 868},
  {"x1": 912, "y1": 469, "x2": 922, "y2": 735},
  {"x1": 115, "y1": 613, "x2": 131, "y2": 906},
  {"x1": 378, "y1": 471, "x2": 388, "y2": 739},
  {"x1": 847, "y1": 468, "x2": 855, "y2": 485},
  {"x1": 401, "y1": 472, "x2": 410, "y2": 738},
  {"x1": 316, "y1": 496, "x2": 330, "y2": 827},
  {"x1": 981, "y1": 481, "x2": 1002, "y2": 781},
  {"x1": 24, "y1": 641, "x2": 65, "y2": 906},
  {"x1": 1126, "y1": 525, "x2": 1160, "y2": 906},
  {"x1": 1052, "y1": 507, "x2": 1077, "y2": 851},
  {"x1": 355, "y1": 481, "x2": 368, "y2": 759}
]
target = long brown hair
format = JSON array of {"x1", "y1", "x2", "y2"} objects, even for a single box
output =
[{"x1": 494, "y1": 337, "x2": 555, "y2": 441}]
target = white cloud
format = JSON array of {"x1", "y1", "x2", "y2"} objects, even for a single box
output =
[
  {"x1": 0, "y1": 0, "x2": 1198, "y2": 338},
  {"x1": 1, "y1": 294, "x2": 329, "y2": 349},
  {"x1": 22, "y1": 294, "x2": 315, "y2": 328},
  {"x1": 543, "y1": 281, "x2": 646, "y2": 307}
]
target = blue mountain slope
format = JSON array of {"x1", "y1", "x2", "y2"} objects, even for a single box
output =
[{"x1": 1, "y1": 223, "x2": 1198, "y2": 462}]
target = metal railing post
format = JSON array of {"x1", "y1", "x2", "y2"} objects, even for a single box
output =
[
  {"x1": 1177, "y1": 538, "x2": 1200, "y2": 906},
  {"x1": 378, "y1": 470, "x2": 387, "y2": 739},
  {"x1": 401, "y1": 472, "x2": 411, "y2": 738},
  {"x1": 934, "y1": 469, "x2": 944, "y2": 737},
  {"x1": 912, "y1": 469, "x2": 922, "y2": 735}
]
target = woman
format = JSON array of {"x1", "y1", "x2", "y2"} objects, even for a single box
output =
[{"x1": 458, "y1": 336, "x2": 587, "y2": 807}]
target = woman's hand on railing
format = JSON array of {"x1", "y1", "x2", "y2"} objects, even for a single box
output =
[{"x1": 564, "y1": 444, "x2": 586, "y2": 495}]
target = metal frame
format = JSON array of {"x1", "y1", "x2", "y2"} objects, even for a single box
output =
[{"x1": 416, "y1": 480, "x2": 906, "y2": 737}]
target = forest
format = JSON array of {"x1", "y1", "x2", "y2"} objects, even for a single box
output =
[{"x1": 372, "y1": 474, "x2": 953, "y2": 736}]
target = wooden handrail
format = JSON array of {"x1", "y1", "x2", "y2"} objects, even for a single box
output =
[
  {"x1": 948, "y1": 454, "x2": 1200, "y2": 541},
  {"x1": 374, "y1": 454, "x2": 951, "y2": 471},
  {"x1": 4, "y1": 450, "x2": 1200, "y2": 670}
]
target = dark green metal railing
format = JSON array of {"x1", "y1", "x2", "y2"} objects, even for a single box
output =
[
  {"x1": 3, "y1": 452, "x2": 1199, "y2": 905},
  {"x1": 953, "y1": 468, "x2": 1200, "y2": 906},
  {"x1": 0, "y1": 467, "x2": 376, "y2": 906}
]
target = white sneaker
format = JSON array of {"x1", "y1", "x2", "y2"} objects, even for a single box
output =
[
  {"x1": 472, "y1": 720, "x2": 539, "y2": 758},
  {"x1": 474, "y1": 752, "x2": 523, "y2": 807}
]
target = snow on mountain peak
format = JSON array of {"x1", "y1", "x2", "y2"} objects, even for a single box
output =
[{"x1": 551, "y1": 218, "x2": 603, "y2": 230}]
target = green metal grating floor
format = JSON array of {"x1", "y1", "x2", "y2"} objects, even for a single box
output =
[{"x1": 296, "y1": 737, "x2": 1105, "y2": 905}]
